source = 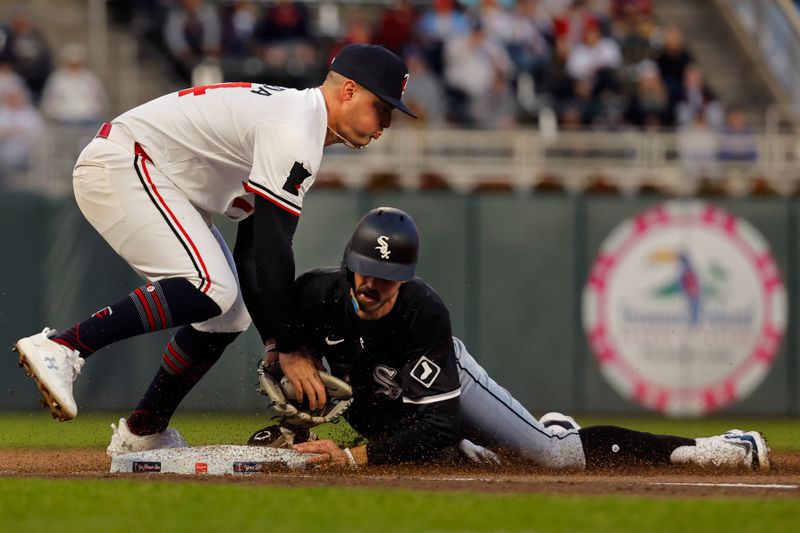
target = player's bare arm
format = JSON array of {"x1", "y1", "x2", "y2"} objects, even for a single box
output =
[{"x1": 294, "y1": 439, "x2": 367, "y2": 468}]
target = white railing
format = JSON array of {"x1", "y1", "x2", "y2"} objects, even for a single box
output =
[
  {"x1": 725, "y1": 0, "x2": 800, "y2": 116},
  {"x1": 320, "y1": 127, "x2": 800, "y2": 196},
  {"x1": 1, "y1": 125, "x2": 97, "y2": 199},
  {"x1": 3, "y1": 126, "x2": 799, "y2": 198}
]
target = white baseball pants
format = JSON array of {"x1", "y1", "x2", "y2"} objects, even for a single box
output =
[{"x1": 71, "y1": 127, "x2": 251, "y2": 334}]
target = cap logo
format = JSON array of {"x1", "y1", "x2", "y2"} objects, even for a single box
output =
[
  {"x1": 376, "y1": 236, "x2": 391, "y2": 260},
  {"x1": 401, "y1": 73, "x2": 409, "y2": 96}
]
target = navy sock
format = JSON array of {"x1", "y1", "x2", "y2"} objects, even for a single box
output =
[
  {"x1": 53, "y1": 278, "x2": 221, "y2": 357},
  {"x1": 127, "y1": 326, "x2": 240, "y2": 435},
  {"x1": 579, "y1": 426, "x2": 695, "y2": 469}
]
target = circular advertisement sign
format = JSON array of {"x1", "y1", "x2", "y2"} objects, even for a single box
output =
[{"x1": 582, "y1": 202, "x2": 786, "y2": 416}]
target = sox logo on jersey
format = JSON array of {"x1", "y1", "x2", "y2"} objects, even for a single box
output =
[
  {"x1": 410, "y1": 356, "x2": 440, "y2": 388},
  {"x1": 373, "y1": 364, "x2": 402, "y2": 399}
]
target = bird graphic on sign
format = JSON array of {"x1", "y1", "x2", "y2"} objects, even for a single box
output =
[{"x1": 649, "y1": 249, "x2": 724, "y2": 326}]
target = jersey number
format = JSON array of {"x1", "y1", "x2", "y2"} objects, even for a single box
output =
[
  {"x1": 178, "y1": 82, "x2": 286, "y2": 98},
  {"x1": 178, "y1": 82, "x2": 253, "y2": 97}
]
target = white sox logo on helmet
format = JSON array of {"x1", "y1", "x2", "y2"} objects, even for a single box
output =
[{"x1": 376, "y1": 236, "x2": 391, "y2": 259}]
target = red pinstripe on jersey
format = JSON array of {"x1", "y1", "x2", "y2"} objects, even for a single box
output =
[{"x1": 133, "y1": 145, "x2": 212, "y2": 293}]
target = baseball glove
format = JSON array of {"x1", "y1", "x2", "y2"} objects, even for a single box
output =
[{"x1": 257, "y1": 360, "x2": 353, "y2": 428}]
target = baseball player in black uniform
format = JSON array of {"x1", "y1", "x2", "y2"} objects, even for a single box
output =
[{"x1": 258, "y1": 207, "x2": 770, "y2": 470}]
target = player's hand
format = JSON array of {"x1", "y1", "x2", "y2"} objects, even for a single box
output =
[
  {"x1": 294, "y1": 439, "x2": 350, "y2": 469},
  {"x1": 458, "y1": 439, "x2": 502, "y2": 465},
  {"x1": 279, "y1": 351, "x2": 327, "y2": 409}
]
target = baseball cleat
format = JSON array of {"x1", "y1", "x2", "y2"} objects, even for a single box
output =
[
  {"x1": 673, "y1": 429, "x2": 771, "y2": 470},
  {"x1": 539, "y1": 412, "x2": 581, "y2": 435},
  {"x1": 106, "y1": 418, "x2": 189, "y2": 457},
  {"x1": 14, "y1": 328, "x2": 84, "y2": 421},
  {"x1": 723, "y1": 429, "x2": 770, "y2": 471}
]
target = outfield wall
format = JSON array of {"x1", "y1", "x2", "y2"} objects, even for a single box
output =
[{"x1": 1, "y1": 191, "x2": 797, "y2": 416}]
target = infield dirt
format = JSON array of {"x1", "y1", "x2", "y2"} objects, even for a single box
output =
[{"x1": 2, "y1": 449, "x2": 799, "y2": 499}]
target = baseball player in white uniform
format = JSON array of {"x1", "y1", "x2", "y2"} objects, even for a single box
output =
[{"x1": 13, "y1": 44, "x2": 417, "y2": 454}]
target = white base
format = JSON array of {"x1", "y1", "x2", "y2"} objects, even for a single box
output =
[{"x1": 110, "y1": 445, "x2": 311, "y2": 475}]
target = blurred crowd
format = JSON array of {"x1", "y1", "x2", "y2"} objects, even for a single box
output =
[
  {"x1": 0, "y1": 0, "x2": 764, "y2": 194},
  {"x1": 109, "y1": 0, "x2": 754, "y2": 135},
  {"x1": 104, "y1": 0, "x2": 761, "y2": 190},
  {"x1": 0, "y1": 7, "x2": 107, "y2": 190}
]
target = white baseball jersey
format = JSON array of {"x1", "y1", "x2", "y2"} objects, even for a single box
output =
[{"x1": 113, "y1": 83, "x2": 327, "y2": 219}]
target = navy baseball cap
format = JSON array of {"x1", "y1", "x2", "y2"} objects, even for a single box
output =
[{"x1": 330, "y1": 43, "x2": 418, "y2": 119}]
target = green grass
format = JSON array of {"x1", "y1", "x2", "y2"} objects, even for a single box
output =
[
  {"x1": 2, "y1": 413, "x2": 798, "y2": 532},
  {"x1": 1, "y1": 412, "x2": 797, "y2": 451},
  {"x1": 0, "y1": 477, "x2": 798, "y2": 533},
  {"x1": 0, "y1": 412, "x2": 364, "y2": 449}
]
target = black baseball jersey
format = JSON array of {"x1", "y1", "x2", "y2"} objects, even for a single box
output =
[{"x1": 293, "y1": 268, "x2": 461, "y2": 464}]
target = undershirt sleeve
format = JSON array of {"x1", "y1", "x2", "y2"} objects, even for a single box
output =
[{"x1": 233, "y1": 195, "x2": 300, "y2": 351}]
